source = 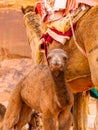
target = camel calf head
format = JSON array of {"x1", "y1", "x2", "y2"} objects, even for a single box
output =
[{"x1": 47, "y1": 49, "x2": 68, "y2": 72}]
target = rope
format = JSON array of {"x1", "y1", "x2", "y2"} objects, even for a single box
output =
[{"x1": 68, "y1": 13, "x2": 87, "y2": 57}]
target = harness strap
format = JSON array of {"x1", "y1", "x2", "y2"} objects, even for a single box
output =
[
  {"x1": 40, "y1": 33, "x2": 54, "y2": 61},
  {"x1": 68, "y1": 13, "x2": 87, "y2": 57}
]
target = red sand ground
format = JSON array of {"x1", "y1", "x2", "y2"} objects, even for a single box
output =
[{"x1": 0, "y1": 58, "x2": 97, "y2": 130}]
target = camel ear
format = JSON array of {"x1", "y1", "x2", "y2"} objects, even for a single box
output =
[
  {"x1": 21, "y1": 6, "x2": 25, "y2": 14},
  {"x1": 21, "y1": 5, "x2": 35, "y2": 14}
]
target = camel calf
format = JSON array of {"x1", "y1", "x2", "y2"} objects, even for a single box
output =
[{"x1": 3, "y1": 49, "x2": 73, "y2": 130}]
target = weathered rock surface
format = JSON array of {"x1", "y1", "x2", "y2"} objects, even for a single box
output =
[
  {"x1": 0, "y1": 0, "x2": 38, "y2": 9},
  {"x1": 0, "y1": 8, "x2": 32, "y2": 60},
  {"x1": 0, "y1": 0, "x2": 39, "y2": 104},
  {"x1": 0, "y1": 58, "x2": 34, "y2": 106},
  {"x1": 0, "y1": 0, "x2": 40, "y2": 60}
]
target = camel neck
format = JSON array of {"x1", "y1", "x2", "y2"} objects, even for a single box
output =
[
  {"x1": 51, "y1": 71, "x2": 72, "y2": 107},
  {"x1": 51, "y1": 70, "x2": 65, "y2": 85}
]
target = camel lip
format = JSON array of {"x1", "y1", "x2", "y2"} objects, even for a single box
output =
[{"x1": 49, "y1": 64, "x2": 65, "y2": 72}]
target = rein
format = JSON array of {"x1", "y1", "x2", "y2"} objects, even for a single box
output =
[
  {"x1": 68, "y1": 13, "x2": 87, "y2": 58},
  {"x1": 40, "y1": 33, "x2": 53, "y2": 64}
]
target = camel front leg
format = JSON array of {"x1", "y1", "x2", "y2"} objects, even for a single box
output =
[
  {"x1": 73, "y1": 92, "x2": 89, "y2": 130},
  {"x1": 73, "y1": 92, "x2": 84, "y2": 130},
  {"x1": 15, "y1": 103, "x2": 32, "y2": 130},
  {"x1": 95, "y1": 99, "x2": 98, "y2": 130},
  {"x1": 83, "y1": 91, "x2": 89, "y2": 130},
  {"x1": 3, "y1": 90, "x2": 22, "y2": 130}
]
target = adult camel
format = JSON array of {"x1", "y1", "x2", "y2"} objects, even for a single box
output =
[{"x1": 22, "y1": 4, "x2": 98, "y2": 130}]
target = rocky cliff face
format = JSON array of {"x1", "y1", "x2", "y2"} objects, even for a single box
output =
[
  {"x1": 0, "y1": 1, "x2": 39, "y2": 108},
  {"x1": 0, "y1": 0, "x2": 39, "y2": 9},
  {"x1": 0, "y1": 0, "x2": 39, "y2": 60}
]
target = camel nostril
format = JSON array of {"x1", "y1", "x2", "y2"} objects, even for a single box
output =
[{"x1": 52, "y1": 61, "x2": 59, "y2": 66}]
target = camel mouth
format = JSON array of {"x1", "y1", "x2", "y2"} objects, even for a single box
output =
[{"x1": 49, "y1": 63, "x2": 65, "y2": 71}]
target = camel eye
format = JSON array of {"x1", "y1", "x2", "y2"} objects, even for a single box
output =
[
  {"x1": 61, "y1": 53, "x2": 68, "y2": 61},
  {"x1": 63, "y1": 56, "x2": 67, "y2": 61}
]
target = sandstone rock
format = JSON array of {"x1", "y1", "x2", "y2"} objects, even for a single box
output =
[
  {"x1": 0, "y1": 0, "x2": 39, "y2": 9},
  {"x1": 0, "y1": 0, "x2": 41, "y2": 61},
  {"x1": 0, "y1": 8, "x2": 32, "y2": 60}
]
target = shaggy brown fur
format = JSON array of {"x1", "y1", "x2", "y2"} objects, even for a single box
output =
[
  {"x1": 21, "y1": 5, "x2": 35, "y2": 15},
  {"x1": 3, "y1": 49, "x2": 73, "y2": 130},
  {"x1": 22, "y1": 6, "x2": 44, "y2": 65}
]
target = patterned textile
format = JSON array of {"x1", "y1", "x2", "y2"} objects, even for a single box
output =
[
  {"x1": 77, "y1": 0, "x2": 98, "y2": 6},
  {"x1": 65, "y1": 0, "x2": 98, "y2": 14},
  {"x1": 35, "y1": 0, "x2": 98, "y2": 22}
]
